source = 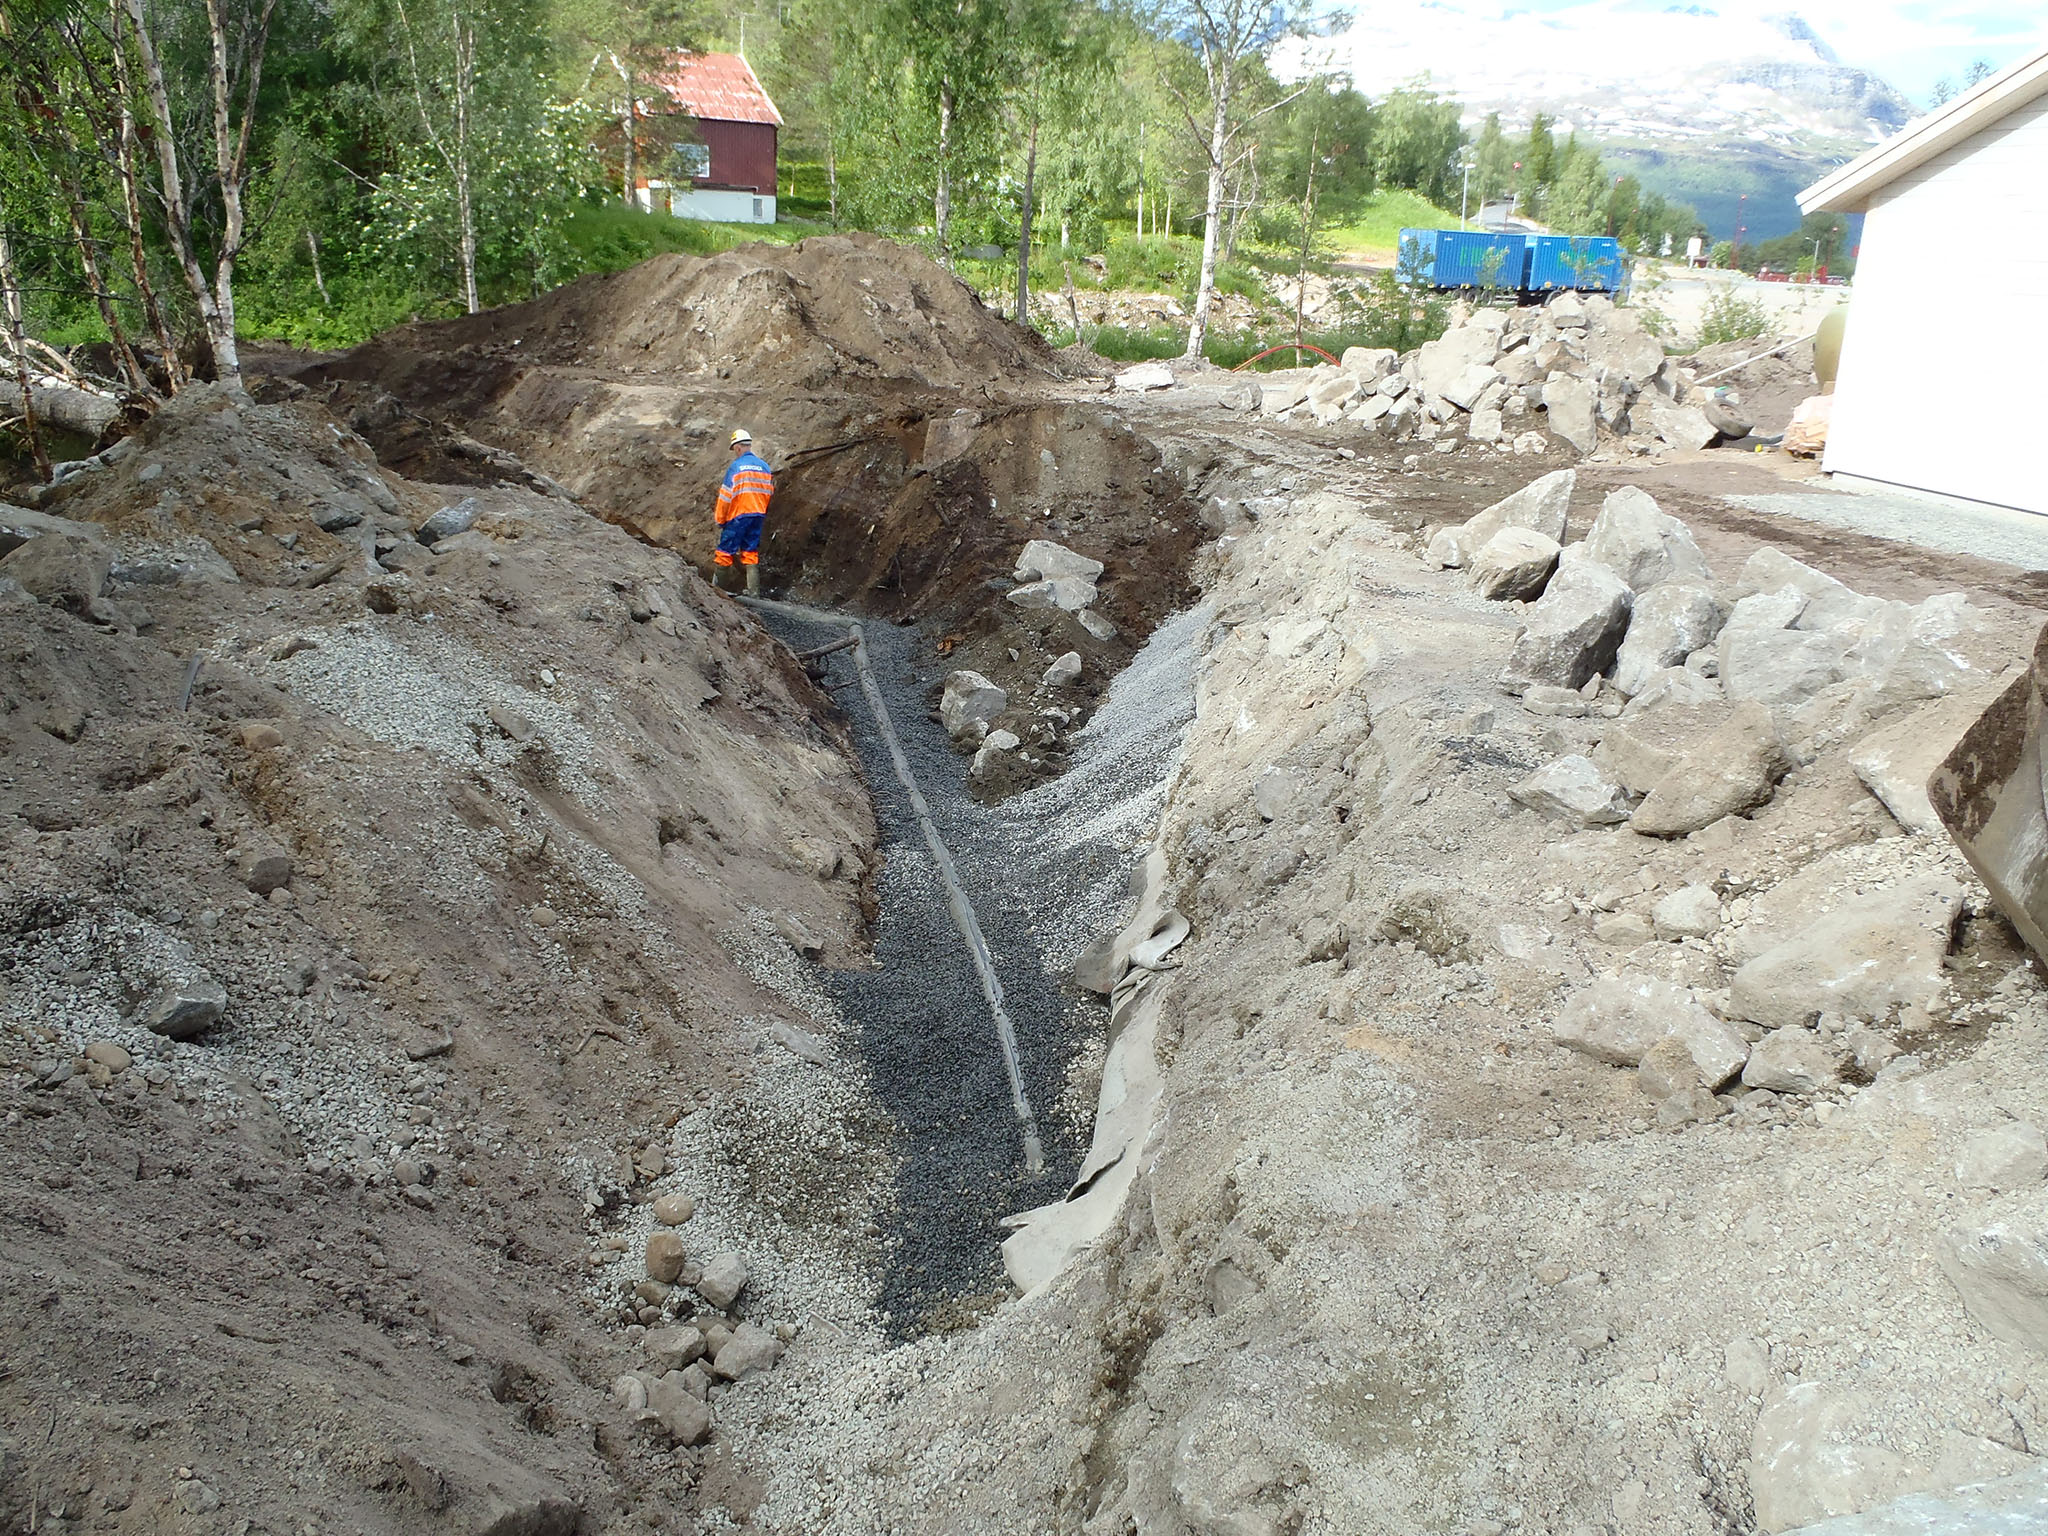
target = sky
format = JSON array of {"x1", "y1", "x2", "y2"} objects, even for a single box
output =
[{"x1": 1299, "y1": 0, "x2": 2041, "y2": 107}]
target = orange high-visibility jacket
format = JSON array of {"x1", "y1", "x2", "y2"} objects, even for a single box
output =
[{"x1": 716, "y1": 453, "x2": 773, "y2": 524}]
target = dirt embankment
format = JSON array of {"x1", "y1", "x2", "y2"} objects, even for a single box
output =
[
  {"x1": 0, "y1": 383, "x2": 873, "y2": 1533},
  {"x1": 275, "y1": 236, "x2": 1207, "y2": 763}
]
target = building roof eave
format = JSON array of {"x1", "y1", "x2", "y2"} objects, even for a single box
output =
[{"x1": 1799, "y1": 43, "x2": 2048, "y2": 215}]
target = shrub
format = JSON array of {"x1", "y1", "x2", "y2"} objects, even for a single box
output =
[{"x1": 1697, "y1": 288, "x2": 1772, "y2": 347}]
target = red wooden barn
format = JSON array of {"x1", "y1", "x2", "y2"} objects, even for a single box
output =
[{"x1": 641, "y1": 52, "x2": 782, "y2": 225}]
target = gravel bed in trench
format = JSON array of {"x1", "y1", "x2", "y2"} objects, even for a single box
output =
[{"x1": 757, "y1": 607, "x2": 1201, "y2": 1337}]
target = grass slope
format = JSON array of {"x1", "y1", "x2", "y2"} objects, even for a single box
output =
[{"x1": 1322, "y1": 190, "x2": 1466, "y2": 264}]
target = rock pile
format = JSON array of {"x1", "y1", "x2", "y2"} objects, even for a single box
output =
[
  {"x1": 1431, "y1": 469, "x2": 1991, "y2": 844},
  {"x1": 1250, "y1": 292, "x2": 1751, "y2": 460}
]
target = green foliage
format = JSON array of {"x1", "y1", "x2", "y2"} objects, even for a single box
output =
[
  {"x1": 1710, "y1": 240, "x2": 1735, "y2": 268},
  {"x1": 1698, "y1": 287, "x2": 1771, "y2": 346},
  {"x1": 1367, "y1": 77, "x2": 1464, "y2": 208}
]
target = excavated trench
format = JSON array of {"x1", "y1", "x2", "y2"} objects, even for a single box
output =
[{"x1": 751, "y1": 600, "x2": 1200, "y2": 1338}]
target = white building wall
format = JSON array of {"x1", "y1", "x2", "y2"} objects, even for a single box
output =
[{"x1": 1825, "y1": 92, "x2": 2048, "y2": 515}]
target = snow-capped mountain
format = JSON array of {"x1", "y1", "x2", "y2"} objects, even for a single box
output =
[{"x1": 1287, "y1": 1, "x2": 1917, "y2": 238}]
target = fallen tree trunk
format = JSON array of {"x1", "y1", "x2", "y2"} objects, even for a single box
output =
[{"x1": 0, "y1": 380, "x2": 120, "y2": 442}]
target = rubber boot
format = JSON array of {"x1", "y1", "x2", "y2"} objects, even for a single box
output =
[
  {"x1": 745, "y1": 564, "x2": 760, "y2": 596},
  {"x1": 709, "y1": 563, "x2": 725, "y2": 591}
]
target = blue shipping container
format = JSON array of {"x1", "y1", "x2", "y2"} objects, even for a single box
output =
[
  {"x1": 1526, "y1": 235, "x2": 1626, "y2": 293},
  {"x1": 1396, "y1": 228, "x2": 1528, "y2": 290}
]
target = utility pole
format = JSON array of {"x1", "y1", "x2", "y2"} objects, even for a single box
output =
[{"x1": 1460, "y1": 157, "x2": 1471, "y2": 229}]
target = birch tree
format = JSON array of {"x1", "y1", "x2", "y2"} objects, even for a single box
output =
[
  {"x1": 122, "y1": 0, "x2": 278, "y2": 384},
  {"x1": 1164, "y1": 0, "x2": 1300, "y2": 360}
]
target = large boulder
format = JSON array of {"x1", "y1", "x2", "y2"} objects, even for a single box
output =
[
  {"x1": 1643, "y1": 398, "x2": 1719, "y2": 452},
  {"x1": 1468, "y1": 526, "x2": 1560, "y2": 601},
  {"x1": 1613, "y1": 582, "x2": 1725, "y2": 696},
  {"x1": 1941, "y1": 1193, "x2": 2048, "y2": 1355},
  {"x1": 1748, "y1": 1381, "x2": 2030, "y2": 1533},
  {"x1": 1440, "y1": 363, "x2": 1502, "y2": 412},
  {"x1": 1847, "y1": 693, "x2": 1986, "y2": 835},
  {"x1": 1718, "y1": 586, "x2": 1848, "y2": 708},
  {"x1": 1113, "y1": 362, "x2": 1175, "y2": 392},
  {"x1": 1582, "y1": 312, "x2": 1665, "y2": 385},
  {"x1": 1414, "y1": 325, "x2": 1501, "y2": 399},
  {"x1": 1579, "y1": 487, "x2": 1712, "y2": 591},
  {"x1": 1497, "y1": 556, "x2": 1632, "y2": 694},
  {"x1": 939, "y1": 671, "x2": 1007, "y2": 742},
  {"x1": 1306, "y1": 370, "x2": 1364, "y2": 424},
  {"x1": 1727, "y1": 873, "x2": 1962, "y2": 1027},
  {"x1": 1427, "y1": 468, "x2": 1576, "y2": 569},
  {"x1": 1507, "y1": 754, "x2": 1632, "y2": 827},
  {"x1": 1593, "y1": 699, "x2": 1736, "y2": 796},
  {"x1": 1740, "y1": 1027, "x2": 1845, "y2": 1093},
  {"x1": 1007, "y1": 576, "x2": 1097, "y2": 612},
  {"x1": 1013, "y1": 539, "x2": 1104, "y2": 585},
  {"x1": 0, "y1": 531, "x2": 112, "y2": 613},
  {"x1": 1549, "y1": 973, "x2": 1745, "y2": 1084},
  {"x1": 1541, "y1": 376, "x2": 1598, "y2": 454},
  {"x1": 1340, "y1": 346, "x2": 1397, "y2": 381},
  {"x1": 1630, "y1": 701, "x2": 1789, "y2": 836}
]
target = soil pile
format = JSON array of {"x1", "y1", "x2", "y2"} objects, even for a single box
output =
[
  {"x1": 352, "y1": 232, "x2": 1056, "y2": 394},
  {"x1": 0, "y1": 383, "x2": 877, "y2": 1532}
]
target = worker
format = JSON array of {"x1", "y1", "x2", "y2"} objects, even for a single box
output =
[{"x1": 712, "y1": 428, "x2": 773, "y2": 595}]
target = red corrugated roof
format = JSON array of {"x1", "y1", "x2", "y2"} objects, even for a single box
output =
[{"x1": 644, "y1": 52, "x2": 783, "y2": 127}]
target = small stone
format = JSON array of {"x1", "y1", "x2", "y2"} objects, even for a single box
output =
[
  {"x1": 1741, "y1": 1028, "x2": 1843, "y2": 1094},
  {"x1": 416, "y1": 497, "x2": 480, "y2": 544},
  {"x1": 236, "y1": 722, "x2": 285, "y2": 751},
  {"x1": 83, "y1": 1040, "x2": 131, "y2": 1074},
  {"x1": 394, "y1": 1159, "x2": 423, "y2": 1187},
  {"x1": 644, "y1": 1325, "x2": 705, "y2": 1372},
  {"x1": 237, "y1": 845, "x2": 293, "y2": 895},
  {"x1": 1042, "y1": 651, "x2": 1082, "y2": 688},
  {"x1": 1594, "y1": 912, "x2": 1654, "y2": 947},
  {"x1": 645, "y1": 1375, "x2": 712, "y2": 1444},
  {"x1": 1508, "y1": 754, "x2": 1632, "y2": 827},
  {"x1": 708, "y1": 1321, "x2": 784, "y2": 1380},
  {"x1": 138, "y1": 979, "x2": 227, "y2": 1040},
  {"x1": 646, "y1": 1231, "x2": 687, "y2": 1285},
  {"x1": 696, "y1": 1253, "x2": 748, "y2": 1311},
  {"x1": 1652, "y1": 884, "x2": 1721, "y2": 940},
  {"x1": 653, "y1": 1192, "x2": 696, "y2": 1226},
  {"x1": 939, "y1": 671, "x2": 1007, "y2": 742}
]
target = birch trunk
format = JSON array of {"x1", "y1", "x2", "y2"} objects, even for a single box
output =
[
  {"x1": 1184, "y1": 54, "x2": 1232, "y2": 361},
  {"x1": 124, "y1": 0, "x2": 235, "y2": 380},
  {"x1": 0, "y1": 226, "x2": 51, "y2": 480},
  {"x1": 935, "y1": 77, "x2": 955, "y2": 269},
  {"x1": 107, "y1": 15, "x2": 184, "y2": 388},
  {"x1": 1015, "y1": 110, "x2": 1040, "y2": 325},
  {"x1": 453, "y1": 7, "x2": 479, "y2": 313}
]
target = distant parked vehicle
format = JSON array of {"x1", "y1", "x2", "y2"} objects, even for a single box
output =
[{"x1": 1397, "y1": 229, "x2": 1630, "y2": 298}]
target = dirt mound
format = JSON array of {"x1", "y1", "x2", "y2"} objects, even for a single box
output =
[
  {"x1": 1681, "y1": 333, "x2": 1818, "y2": 437},
  {"x1": 355, "y1": 233, "x2": 1056, "y2": 393},
  {"x1": 0, "y1": 387, "x2": 877, "y2": 1530}
]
